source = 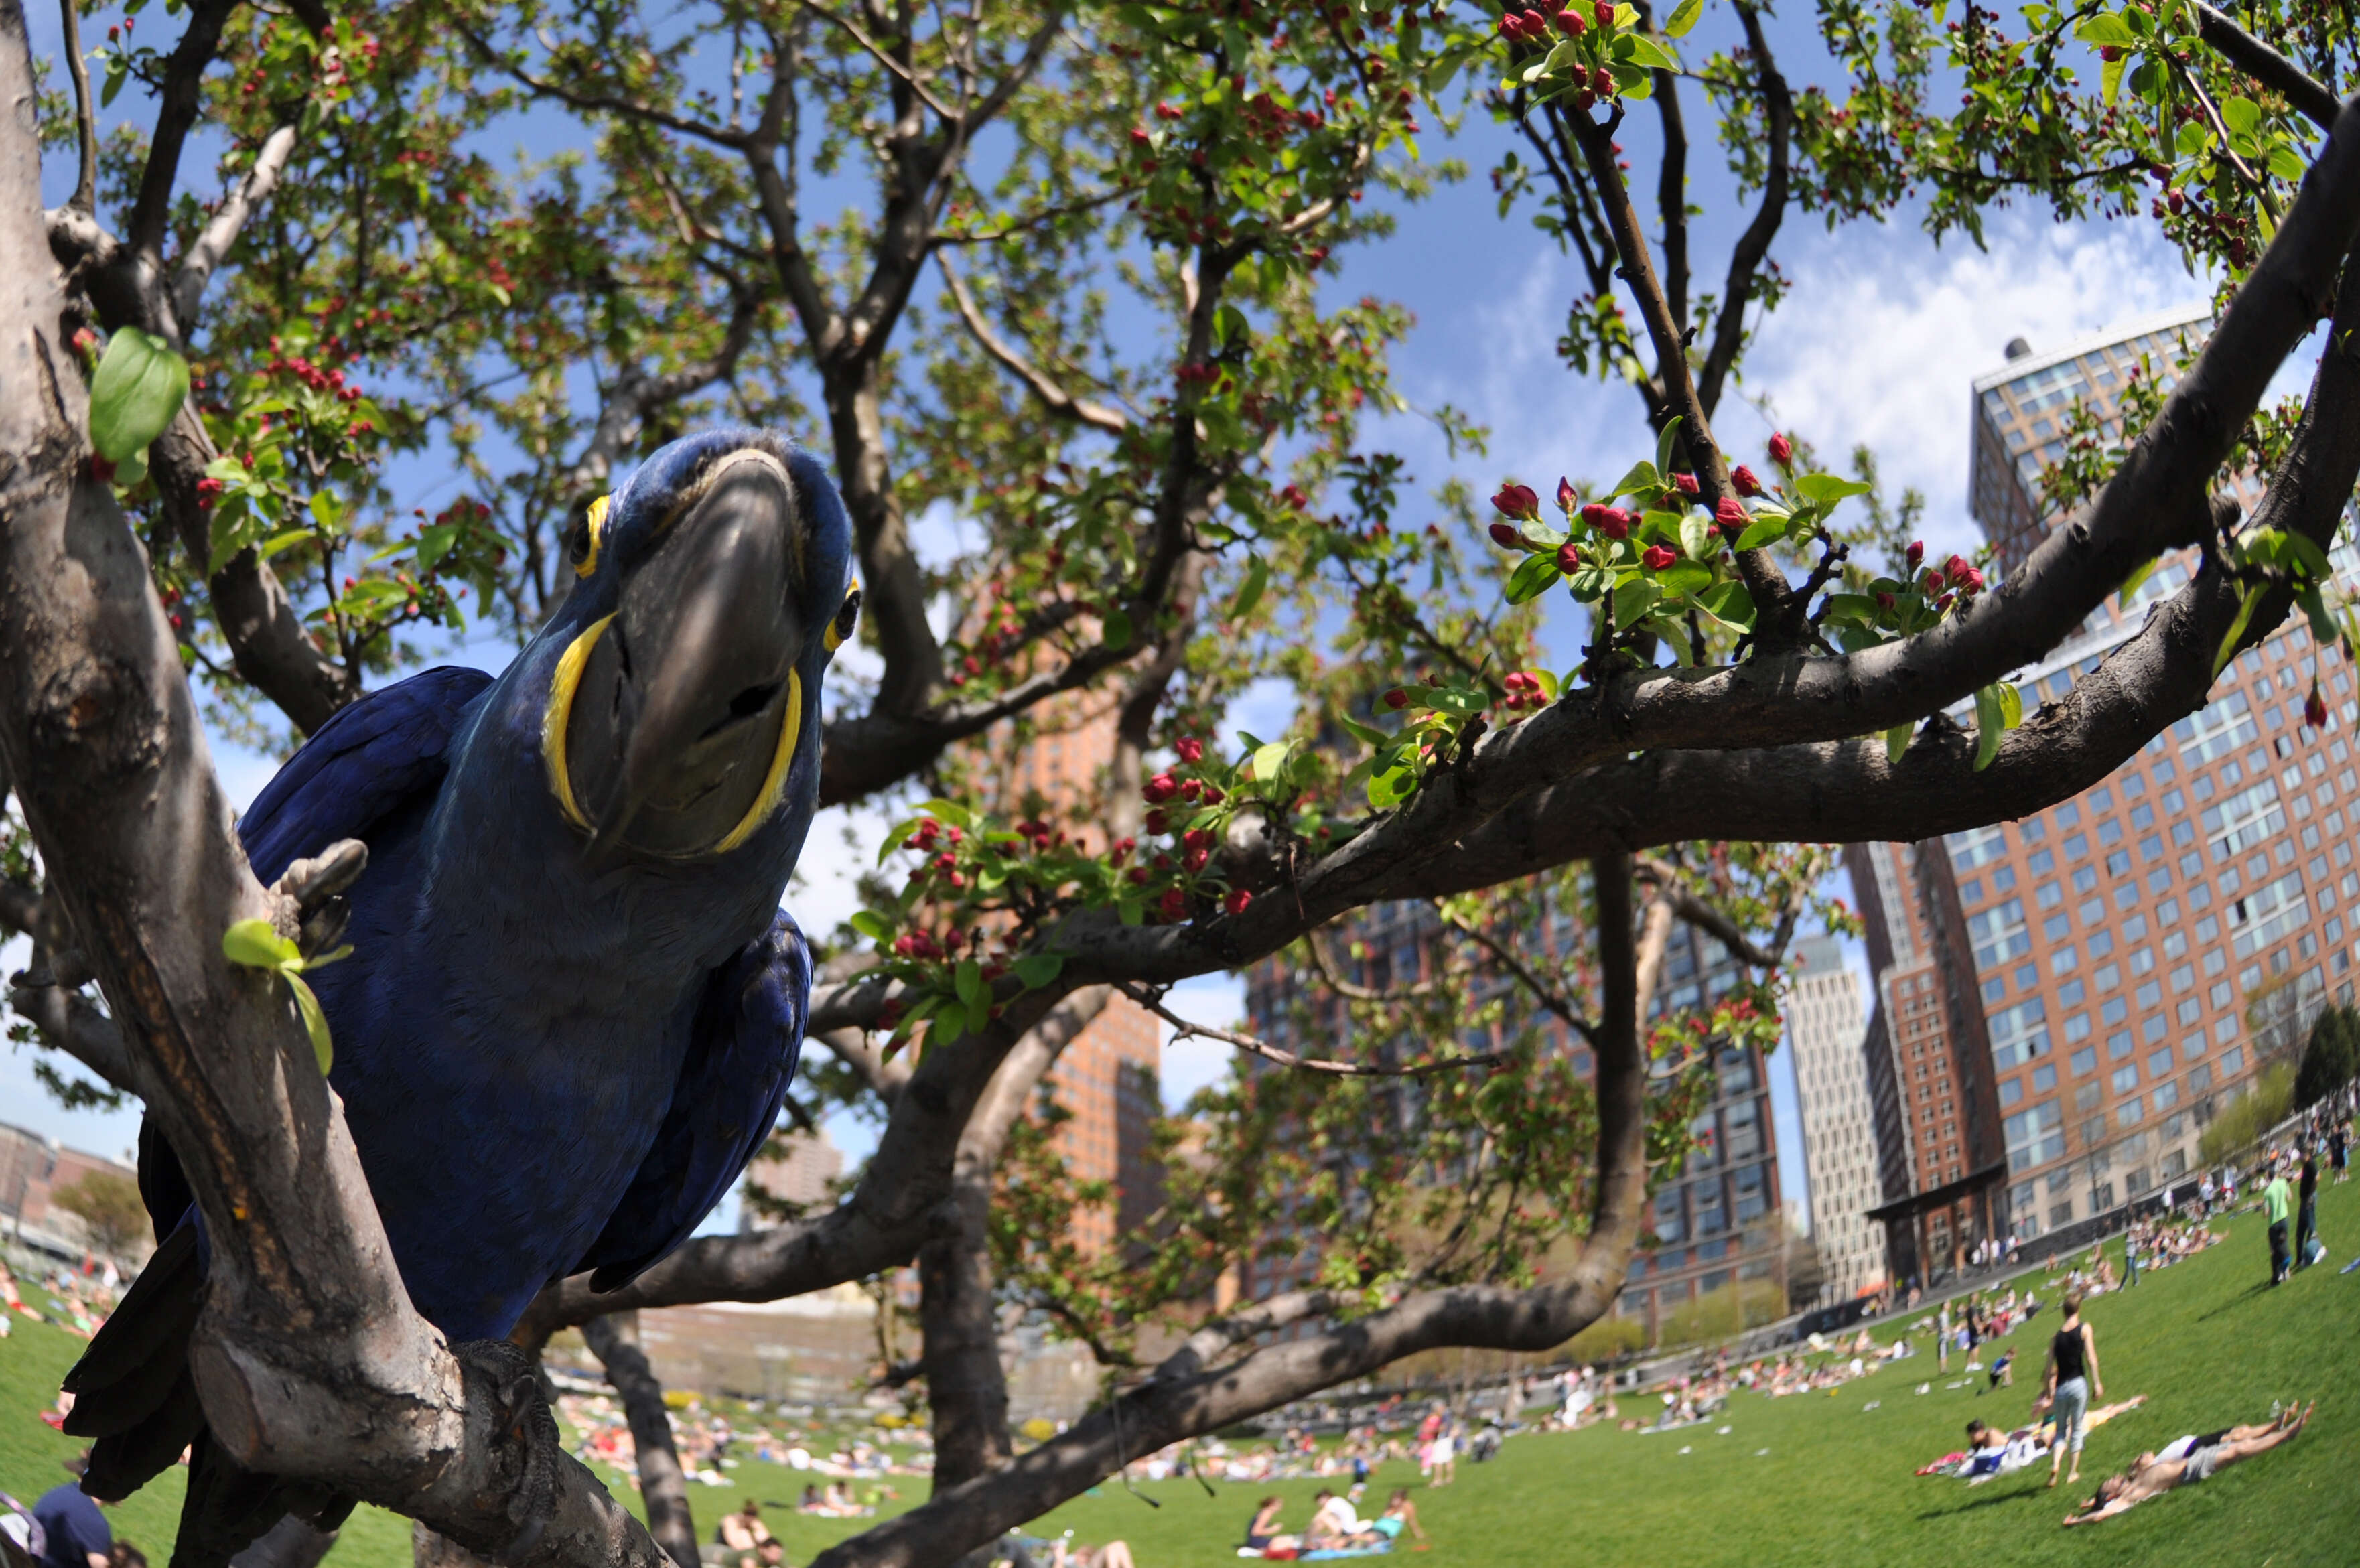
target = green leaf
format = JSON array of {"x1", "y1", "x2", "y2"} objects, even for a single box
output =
[
  {"x1": 1251, "y1": 739, "x2": 1292, "y2": 781},
  {"x1": 1678, "y1": 510, "x2": 1713, "y2": 562},
  {"x1": 1367, "y1": 760, "x2": 1417, "y2": 808},
  {"x1": 2116, "y1": 555, "x2": 2159, "y2": 607},
  {"x1": 850, "y1": 910, "x2": 893, "y2": 942},
  {"x1": 1653, "y1": 416, "x2": 1683, "y2": 479},
  {"x1": 1505, "y1": 551, "x2": 1561, "y2": 604},
  {"x1": 1608, "y1": 459, "x2": 1662, "y2": 499},
  {"x1": 285, "y1": 972, "x2": 334, "y2": 1076},
  {"x1": 1823, "y1": 593, "x2": 1880, "y2": 624},
  {"x1": 1616, "y1": 31, "x2": 1680, "y2": 70},
  {"x1": 1695, "y1": 580, "x2": 1755, "y2": 630},
  {"x1": 954, "y1": 958, "x2": 985, "y2": 1010},
  {"x1": 1013, "y1": 953, "x2": 1064, "y2": 991},
  {"x1": 965, "y1": 995, "x2": 991, "y2": 1036},
  {"x1": 2101, "y1": 50, "x2": 2127, "y2": 105},
  {"x1": 2213, "y1": 585, "x2": 2264, "y2": 675},
  {"x1": 1972, "y1": 683, "x2": 2004, "y2": 772},
  {"x1": 1567, "y1": 565, "x2": 1611, "y2": 602},
  {"x1": 222, "y1": 918, "x2": 300, "y2": 971},
  {"x1": 2072, "y1": 11, "x2": 2138, "y2": 45},
  {"x1": 88, "y1": 328, "x2": 190, "y2": 463},
  {"x1": 1656, "y1": 561, "x2": 1711, "y2": 597},
  {"x1": 2219, "y1": 96, "x2": 2260, "y2": 139},
  {"x1": 1884, "y1": 721, "x2": 1913, "y2": 763},
  {"x1": 1102, "y1": 608, "x2": 1133, "y2": 652},
  {"x1": 1228, "y1": 555, "x2": 1269, "y2": 622},
  {"x1": 1793, "y1": 472, "x2": 1873, "y2": 504},
  {"x1": 1651, "y1": 616, "x2": 1695, "y2": 666},
  {"x1": 920, "y1": 798, "x2": 975, "y2": 829},
  {"x1": 1339, "y1": 714, "x2": 1391, "y2": 747},
  {"x1": 1611, "y1": 575, "x2": 1659, "y2": 628},
  {"x1": 2269, "y1": 144, "x2": 2308, "y2": 182},
  {"x1": 2298, "y1": 584, "x2": 2338, "y2": 647},
  {"x1": 1734, "y1": 517, "x2": 1785, "y2": 552},
  {"x1": 1996, "y1": 681, "x2": 2024, "y2": 730},
  {"x1": 1663, "y1": 0, "x2": 1702, "y2": 36}
]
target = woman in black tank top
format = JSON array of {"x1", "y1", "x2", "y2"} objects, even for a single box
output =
[
  {"x1": 2042, "y1": 1294, "x2": 2103, "y2": 1487},
  {"x1": 2052, "y1": 1322, "x2": 2087, "y2": 1383}
]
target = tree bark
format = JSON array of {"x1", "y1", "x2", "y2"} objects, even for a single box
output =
[{"x1": 583, "y1": 1313, "x2": 700, "y2": 1568}]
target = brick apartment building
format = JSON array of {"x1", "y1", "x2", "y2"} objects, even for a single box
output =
[{"x1": 1849, "y1": 309, "x2": 2360, "y2": 1282}]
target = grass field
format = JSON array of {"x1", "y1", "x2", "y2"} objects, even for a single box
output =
[{"x1": 5, "y1": 1176, "x2": 2357, "y2": 1567}]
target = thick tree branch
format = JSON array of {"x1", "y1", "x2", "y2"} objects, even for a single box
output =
[
  {"x1": 125, "y1": 0, "x2": 238, "y2": 263},
  {"x1": 57, "y1": 0, "x2": 94, "y2": 212},
  {"x1": 1635, "y1": 857, "x2": 1786, "y2": 968},
  {"x1": 9, "y1": 975, "x2": 135, "y2": 1089},
  {"x1": 2194, "y1": 2, "x2": 2341, "y2": 131},
  {"x1": 581, "y1": 1315, "x2": 698, "y2": 1568},
  {"x1": 0, "y1": 14, "x2": 664, "y2": 1560}
]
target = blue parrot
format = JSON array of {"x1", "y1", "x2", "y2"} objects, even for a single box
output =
[{"x1": 62, "y1": 430, "x2": 859, "y2": 1567}]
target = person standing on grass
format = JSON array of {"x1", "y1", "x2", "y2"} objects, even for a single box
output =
[
  {"x1": 2124, "y1": 1224, "x2": 2142, "y2": 1287},
  {"x1": 2294, "y1": 1151, "x2": 2320, "y2": 1269},
  {"x1": 2333, "y1": 1118, "x2": 2350, "y2": 1184},
  {"x1": 2264, "y1": 1161, "x2": 2295, "y2": 1284},
  {"x1": 2039, "y1": 1292, "x2": 2103, "y2": 1490}
]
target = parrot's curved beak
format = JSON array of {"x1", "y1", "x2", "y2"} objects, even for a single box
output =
[{"x1": 564, "y1": 450, "x2": 807, "y2": 859}]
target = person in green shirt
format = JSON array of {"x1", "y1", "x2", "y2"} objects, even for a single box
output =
[{"x1": 2263, "y1": 1163, "x2": 2294, "y2": 1285}]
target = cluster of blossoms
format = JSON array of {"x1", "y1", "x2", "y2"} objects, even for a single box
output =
[{"x1": 1493, "y1": 0, "x2": 1687, "y2": 116}]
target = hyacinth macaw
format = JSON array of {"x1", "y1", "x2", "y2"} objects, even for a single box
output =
[{"x1": 63, "y1": 430, "x2": 859, "y2": 1567}]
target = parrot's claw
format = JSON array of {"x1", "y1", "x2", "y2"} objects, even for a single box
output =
[
  {"x1": 446, "y1": 1338, "x2": 564, "y2": 1564},
  {"x1": 270, "y1": 839, "x2": 367, "y2": 957}
]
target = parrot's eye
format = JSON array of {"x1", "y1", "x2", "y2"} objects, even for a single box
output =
[
  {"x1": 570, "y1": 495, "x2": 611, "y2": 579},
  {"x1": 825, "y1": 583, "x2": 861, "y2": 652}
]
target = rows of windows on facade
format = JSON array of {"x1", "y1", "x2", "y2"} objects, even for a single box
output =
[
  {"x1": 1840, "y1": 303, "x2": 2360, "y2": 1280},
  {"x1": 1241, "y1": 902, "x2": 1785, "y2": 1328}
]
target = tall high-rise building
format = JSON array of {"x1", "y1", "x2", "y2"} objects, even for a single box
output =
[
  {"x1": 1969, "y1": 302, "x2": 2212, "y2": 575},
  {"x1": 1850, "y1": 310, "x2": 2360, "y2": 1281},
  {"x1": 1240, "y1": 896, "x2": 1786, "y2": 1334},
  {"x1": 973, "y1": 693, "x2": 1165, "y2": 1259},
  {"x1": 1784, "y1": 936, "x2": 1884, "y2": 1303}
]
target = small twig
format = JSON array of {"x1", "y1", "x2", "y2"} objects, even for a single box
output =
[
  {"x1": 796, "y1": 0, "x2": 957, "y2": 119},
  {"x1": 1300, "y1": 922, "x2": 1439, "y2": 1002},
  {"x1": 1121, "y1": 985, "x2": 1503, "y2": 1077},
  {"x1": 936, "y1": 253, "x2": 1127, "y2": 432},
  {"x1": 58, "y1": 0, "x2": 97, "y2": 212},
  {"x1": 1438, "y1": 907, "x2": 1599, "y2": 1047}
]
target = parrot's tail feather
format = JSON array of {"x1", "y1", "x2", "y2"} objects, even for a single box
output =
[
  {"x1": 63, "y1": 1218, "x2": 203, "y2": 1416},
  {"x1": 168, "y1": 1435, "x2": 356, "y2": 1568},
  {"x1": 82, "y1": 1368, "x2": 206, "y2": 1500}
]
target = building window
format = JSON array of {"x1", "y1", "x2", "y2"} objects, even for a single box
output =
[
  {"x1": 2005, "y1": 1100, "x2": 2066, "y2": 1171},
  {"x1": 1948, "y1": 824, "x2": 2009, "y2": 871},
  {"x1": 1969, "y1": 898, "x2": 2032, "y2": 970},
  {"x1": 2176, "y1": 690, "x2": 2257, "y2": 762},
  {"x1": 2204, "y1": 778, "x2": 2285, "y2": 859},
  {"x1": 2229, "y1": 871, "x2": 2308, "y2": 957},
  {"x1": 1988, "y1": 997, "x2": 2050, "y2": 1069}
]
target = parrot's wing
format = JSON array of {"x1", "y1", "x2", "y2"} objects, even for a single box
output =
[
  {"x1": 575, "y1": 910, "x2": 813, "y2": 1293},
  {"x1": 237, "y1": 665, "x2": 496, "y2": 883}
]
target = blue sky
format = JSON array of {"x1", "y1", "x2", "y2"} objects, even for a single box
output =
[{"x1": 7, "y1": 2, "x2": 2238, "y2": 1235}]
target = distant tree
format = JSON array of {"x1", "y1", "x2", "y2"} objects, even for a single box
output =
[
  {"x1": 2294, "y1": 1005, "x2": 2360, "y2": 1111},
  {"x1": 49, "y1": 1168, "x2": 150, "y2": 1259}
]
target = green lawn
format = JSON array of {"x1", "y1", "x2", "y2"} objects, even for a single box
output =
[{"x1": 6, "y1": 1178, "x2": 2357, "y2": 1567}]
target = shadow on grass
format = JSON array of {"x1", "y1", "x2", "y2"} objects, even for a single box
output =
[
  {"x1": 2194, "y1": 1280, "x2": 2276, "y2": 1322},
  {"x1": 1915, "y1": 1477, "x2": 2070, "y2": 1520}
]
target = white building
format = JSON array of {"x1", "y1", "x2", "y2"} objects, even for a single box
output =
[{"x1": 1786, "y1": 935, "x2": 1886, "y2": 1303}]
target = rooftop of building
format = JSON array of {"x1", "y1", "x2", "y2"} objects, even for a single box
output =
[{"x1": 1971, "y1": 300, "x2": 2213, "y2": 396}]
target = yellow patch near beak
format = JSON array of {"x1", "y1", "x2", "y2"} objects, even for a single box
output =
[
  {"x1": 713, "y1": 668, "x2": 803, "y2": 854},
  {"x1": 542, "y1": 614, "x2": 613, "y2": 830}
]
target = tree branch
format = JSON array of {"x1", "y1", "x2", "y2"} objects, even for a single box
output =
[
  {"x1": 581, "y1": 1315, "x2": 698, "y2": 1568},
  {"x1": 173, "y1": 122, "x2": 300, "y2": 327},
  {"x1": 1120, "y1": 985, "x2": 1506, "y2": 1077},
  {"x1": 2194, "y1": 2, "x2": 2341, "y2": 131},
  {"x1": 1695, "y1": 2, "x2": 1789, "y2": 421},
  {"x1": 125, "y1": 0, "x2": 238, "y2": 264},
  {"x1": 936, "y1": 253, "x2": 1127, "y2": 432},
  {"x1": 0, "y1": 17, "x2": 664, "y2": 1558},
  {"x1": 56, "y1": 0, "x2": 94, "y2": 212}
]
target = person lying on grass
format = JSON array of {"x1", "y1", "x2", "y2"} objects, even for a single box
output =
[{"x1": 2061, "y1": 1403, "x2": 2312, "y2": 1526}]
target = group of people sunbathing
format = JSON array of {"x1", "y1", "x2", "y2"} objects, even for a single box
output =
[
  {"x1": 1241, "y1": 1490, "x2": 1426, "y2": 1557},
  {"x1": 1924, "y1": 1397, "x2": 2314, "y2": 1525}
]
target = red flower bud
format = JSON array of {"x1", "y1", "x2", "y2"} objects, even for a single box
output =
[
  {"x1": 2098, "y1": 43, "x2": 2120, "y2": 60},
  {"x1": 1590, "y1": 63, "x2": 1614, "y2": 94},
  {"x1": 1731, "y1": 465, "x2": 1762, "y2": 497},
  {"x1": 1521, "y1": 8, "x2": 1548, "y2": 34},
  {"x1": 1489, "y1": 521, "x2": 1523, "y2": 548},
  {"x1": 1555, "y1": 6, "x2": 1586, "y2": 31},
  {"x1": 1128, "y1": 866, "x2": 1150, "y2": 884},
  {"x1": 1144, "y1": 808, "x2": 1168, "y2": 833},
  {"x1": 1498, "y1": 11, "x2": 1525, "y2": 36},
  {"x1": 1184, "y1": 847, "x2": 1210, "y2": 872},
  {"x1": 1876, "y1": 591, "x2": 1896, "y2": 610},
  {"x1": 2306, "y1": 687, "x2": 2329, "y2": 729},
  {"x1": 1158, "y1": 888, "x2": 1188, "y2": 920},
  {"x1": 1383, "y1": 688, "x2": 1410, "y2": 709},
  {"x1": 1642, "y1": 543, "x2": 1677, "y2": 571},
  {"x1": 1183, "y1": 828, "x2": 1214, "y2": 851},
  {"x1": 1144, "y1": 773, "x2": 1180, "y2": 803},
  {"x1": 1556, "y1": 476, "x2": 1578, "y2": 512},
  {"x1": 1922, "y1": 569, "x2": 1944, "y2": 595},
  {"x1": 1181, "y1": 778, "x2": 1204, "y2": 801},
  {"x1": 1672, "y1": 472, "x2": 1699, "y2": 496},
  {"x1": 1491, "y1": 482, "x2": 1539, "y2": 520},
  {"x1": 1225, "y1": 888, "x2": 1254, "y2": 915},
  {"x1": 1768, "y1": 431, "x2": 1794, "y2": 465},
  {"x1": 1555, "y1": 540, "x2": 1583, "y2": 575},
  {"x1": 1580, "y1": 503, "x2": 1630, "y2": 539},
  {"x1": 1593, "y1": 0, "x2": 1614, "y2": 23},
  {"x1": 1714, "y1": 496, "x2": 1746, "y2": 531},
  {"x1": 1176, "y1": 736, "x2": 1204, "y2": 764},
  {"x1": 1905, "y1": 539, "x2": 1925, "y2": 571},
  {"x1": 1945, "y1": 554, "x2": 1972, "y2": 587}
]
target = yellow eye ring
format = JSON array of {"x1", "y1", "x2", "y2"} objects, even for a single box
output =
[
  {"x1": 824, "y1": 580, "x2": 862, "y2": 652},
  {"x1": 571, "y1": 494, "x2": 611, "y2": 579}
]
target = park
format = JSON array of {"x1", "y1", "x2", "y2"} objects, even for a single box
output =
[{"x1": 4, "y1": 0, "x2": 2360, "y2": 1563}]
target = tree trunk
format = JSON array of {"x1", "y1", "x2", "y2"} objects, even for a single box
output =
[
  {"x1": 583, "y1": 1313, "x2": 701, "y2": 1568},
  {"x1": 915, "y1": 1178, "x2": 1012, "y2": 1490},
  {"x1": 228, "y1": 1516, "x2": 337, "y2": 1568}
]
